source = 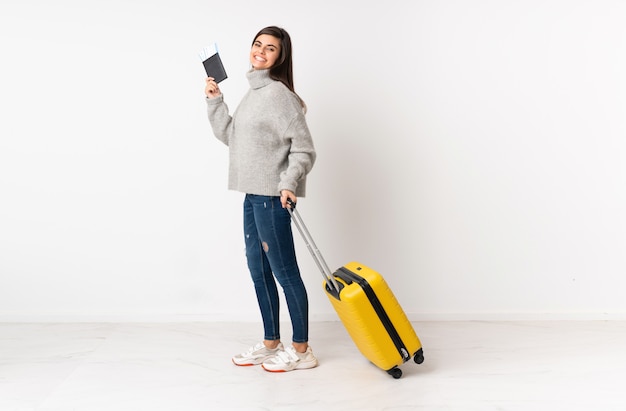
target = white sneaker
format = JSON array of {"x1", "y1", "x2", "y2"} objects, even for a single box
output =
[
  {"x1": 261, "y1": 346, "x2": 319, "y2": 372},
  {"x1": 232, "y1": 342, "x2": 284, "y2": 366}
]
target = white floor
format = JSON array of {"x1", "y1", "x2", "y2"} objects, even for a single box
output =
[{"x1": 1, "y1": 321, "x2": 626, "y2": 411}]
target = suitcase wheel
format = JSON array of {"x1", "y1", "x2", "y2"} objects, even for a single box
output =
[
  {"x1": 387, "y1": 367, "x2": 403, "y2": 379},
  {"x1": 414, "y1": 348, "x2": 425, "y2": 364}
]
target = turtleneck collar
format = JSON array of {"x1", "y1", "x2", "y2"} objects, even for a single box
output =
[{"x1": 246, "y1": 69, "x2": 274, "y2": 90}]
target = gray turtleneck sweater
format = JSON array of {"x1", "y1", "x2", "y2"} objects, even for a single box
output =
[{"x1": 206, "y1": 69, "x2": 316, "y2": 197}]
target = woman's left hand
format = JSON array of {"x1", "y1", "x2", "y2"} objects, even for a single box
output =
[{"x1": 280, "y1": 190, "x2": 296, "y2": 208}]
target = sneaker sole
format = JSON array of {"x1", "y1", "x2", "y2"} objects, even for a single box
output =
[
  {"x1": 261, "y1": 360, "x2": 319, "y2": 372},
  {"x1": 232, "y1": 360, "x2": 258, "y2": 366},
  {"x1": 261, "y1": 365, "x2": 286, "y2": 373},
  {"x1": 233, "y1": 357, "x2": 274, "y2": 366}
]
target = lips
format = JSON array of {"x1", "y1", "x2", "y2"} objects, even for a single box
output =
[{"x1": 254, "y1": 55, "x2": 266, "y2": 62}]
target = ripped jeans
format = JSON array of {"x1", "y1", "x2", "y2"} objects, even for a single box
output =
[{"x1": 243, "y1": 194, "x2": 309, "y2": 343}]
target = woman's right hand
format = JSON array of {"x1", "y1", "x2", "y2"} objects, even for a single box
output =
[{"x1": 205, "y1": 77, "x2": 221, "y2": 98}]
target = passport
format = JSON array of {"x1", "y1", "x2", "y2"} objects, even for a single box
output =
[{"x1": 199, "y1": 43, "x2": 227, "y2": 83}]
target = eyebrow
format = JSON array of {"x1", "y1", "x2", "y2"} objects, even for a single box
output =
[{"x1": 254, "y1": 40, "x2": 278, "y2": 48}]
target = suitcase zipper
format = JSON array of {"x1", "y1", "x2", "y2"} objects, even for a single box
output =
[{"x1": 335, "y1": 267, "x2": 411, "y2": 363}]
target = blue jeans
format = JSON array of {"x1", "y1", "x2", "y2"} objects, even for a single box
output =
[{"x1": 243, "y1": 194, "x2": 309, "y2": 343}]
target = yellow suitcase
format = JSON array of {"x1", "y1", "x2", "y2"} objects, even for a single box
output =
[
  {"x1": 325, "y1": 262, "x2": 423, "y2": 378},
  {"x1": 288, "y1": 202, "x2": 424, "y2": 379}
]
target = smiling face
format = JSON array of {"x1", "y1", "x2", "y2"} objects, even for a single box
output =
[{"x1": 250, "y1": 34, "x2": 282, "y2": 70}]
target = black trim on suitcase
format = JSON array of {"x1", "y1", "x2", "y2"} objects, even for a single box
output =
[
  {"x1": 325, "y1": 281, "x2": 344, "y2": 300},
  {"x1": 335, "y1": 267, "x2": 411, "y2": 363}
]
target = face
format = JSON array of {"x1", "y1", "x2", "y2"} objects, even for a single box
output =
[{"x1": 250, "y1": 34, "x2": 281, "y2": 70}]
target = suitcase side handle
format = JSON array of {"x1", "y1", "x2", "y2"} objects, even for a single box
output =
[{"x1": 286, "y1": 199, "x2": 341, "y2": 292}]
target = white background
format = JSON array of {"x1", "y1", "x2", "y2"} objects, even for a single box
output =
[{"x1": 1, "y1": 0, "x2": 625, "y2": 322}]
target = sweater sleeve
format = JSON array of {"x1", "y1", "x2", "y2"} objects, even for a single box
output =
[
  {"x1": 205, "y1": 95, "x2": 233, "y2": 146},
  {"x1": 278, "y1": 112, "x2": 316, "y2": 195}
]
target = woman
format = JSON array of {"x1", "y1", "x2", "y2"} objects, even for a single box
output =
[{"x1": 204, "y1": 26, "x2": 317, "y2": 372}]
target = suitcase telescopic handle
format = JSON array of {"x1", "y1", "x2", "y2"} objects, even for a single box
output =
[{"x1": 286, "y1": 199, "x2": 340, "y2": 292}]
